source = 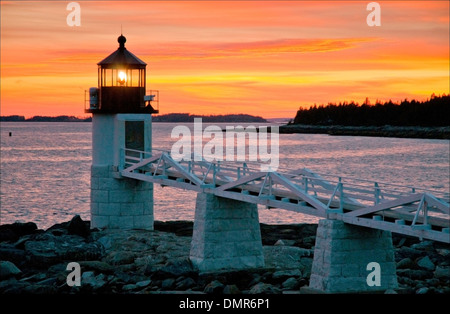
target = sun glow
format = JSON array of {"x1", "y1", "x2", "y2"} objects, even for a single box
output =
[{"x1": 1, "y1": 1, "x2": 448, "y2": 118}]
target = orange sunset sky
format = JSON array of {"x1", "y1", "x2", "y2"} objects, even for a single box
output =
[{"x1": 1, "y1": 1, "x2": 449, "y2": 119}]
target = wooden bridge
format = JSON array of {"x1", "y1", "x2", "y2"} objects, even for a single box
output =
[{"x1": 119, "y1": 148, "x2": 450, "y2": 244}]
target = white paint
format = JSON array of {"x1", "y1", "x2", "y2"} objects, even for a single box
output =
[
  {"x1": 91, "y1": 113, "x2": 154, "y2": 229},
  {"x1": 92, "y1": 114, "x2": 115, "y2": 165}
]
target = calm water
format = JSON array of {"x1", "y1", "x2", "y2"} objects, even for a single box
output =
[{"x1": 1, "y1": 122, "x2": 449, "y2": 229}]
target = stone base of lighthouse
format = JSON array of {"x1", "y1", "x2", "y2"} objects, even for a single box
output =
[{"x1": 90, "y1": 165, "x2": 153, "y2": 230}]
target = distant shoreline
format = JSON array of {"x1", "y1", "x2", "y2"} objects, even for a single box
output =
[
  {"x1": 2, "y1": 116, "x2": 449, "y2": 140},
  {"x1": 279, "y1": 124, "x2": 450, "y2": 140}
]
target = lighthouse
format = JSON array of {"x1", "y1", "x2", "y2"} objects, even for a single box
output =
[{"x1": 85, "y1": 34, "x2": 158, "y2": 229}]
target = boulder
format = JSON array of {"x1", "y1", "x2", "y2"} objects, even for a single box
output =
[
  {"x1": 417, "y1": 256, "x2": 435, "y2": 271},
  {"x1": 122, "y1": 284, "x2": 138, "y2": 291},
  {"x1": 24, "y1": 234, "x2": 104, "y2": 267},
  {"x1": 281, "y1": 277, "x2": 299, "y2": 289},
  {"x1": 263, "y1": 246, "x2": 311, "y2": 269},
  {"x1": 67, "y1": 215, "x2": 90, "y2": 238},
  {"x1": 223, "y1": 284, "x2": 241, "y2": 294},
  {"x1": 411, "y1": 241, "x2": 434, "y2": 252},
  {"x1": 175, "y1": 277, "x2": 196, "y2": 290},
  {"x1": 248, "y1": 282, "x2": 281, "y2": 294},
  {"x1": 434, "y1": 266, "x2": 450, "y2": 280},
  {"x1": 0, "y1": 245, "x2": 26, "y2": 265},
  {"x1": 157, "y1": 258, "x2": 195, "y2": 278},
  {"x1": 136, "y1": 280, "x2": 152, "y2": 288},
  {"x1": 0, "y1": 222, "x2": 38, "y2": 242},
  {"x1": 416, "y1": 287, "x2": 429, "y2": 294},
  {"x1": 204, "y1": 280, "x2": 225, "y2": 294},
  {"x1": 0, "y1": 261, "x2": 21, "y2": 279},
  {"x1": 397, "y1": 257, "x2": 416, "y2": 269},
  {"x1": 161, "y1": 278, "x2": 175, "y2": 289},
  {"x1": 274, "y1": 239, "x2": 296, "y2": 246},
  {"x1": 397, "y1": 269, "x2": 433, "y2": 280},
  {"x1": 396, "y1": 247, "x2": 425, "y2": 261},
  {"x1": 272, "y1": 269, "x2": 302, "y2": 280},
  {"x1": 106, "y1": 251, "x2": 136, "y2": 266},
  {"x1": 81, "y1": 272, "x2": 107, "y2": 290},
  {"x1": 96, "y1": 235, "x2": 113, "y2": 250},
  {"x1": 79, "y1": 261, "x2": 114, "y2": 274}
]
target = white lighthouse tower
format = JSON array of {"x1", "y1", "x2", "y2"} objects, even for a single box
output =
[{"x1": 85, "y1": 34, "x2": 158, "y2": 229}]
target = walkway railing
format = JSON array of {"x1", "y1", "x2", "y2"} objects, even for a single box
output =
[{"x1": 119, "y1": 148, "x2": 450, "y2": 243}]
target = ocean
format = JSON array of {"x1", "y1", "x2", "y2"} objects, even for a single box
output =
[{"x1": 1, "y1": 122, "x2": 449, "y2": 229}]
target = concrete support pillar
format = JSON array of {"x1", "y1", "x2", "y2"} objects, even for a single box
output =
[
  {"x1": 90, "y1": 165, "x2": 153, "y2": 230},
  {"x1": 190, "y1": 193, "x2": 264, "y2": 272},
  {"x1": 309, "y1": 219, "x2": 398, "y2": 293}
]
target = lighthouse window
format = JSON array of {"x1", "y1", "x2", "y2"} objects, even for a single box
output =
[{"x1": 125, "y1": 121, "x2": 145, "y2": 155}]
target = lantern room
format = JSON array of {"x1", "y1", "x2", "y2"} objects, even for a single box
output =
[{"x1": 85, "y1": 34, "x2": 158, "y2": 114}]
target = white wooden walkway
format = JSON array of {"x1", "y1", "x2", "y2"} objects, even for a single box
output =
[{"x1": 119, "y1": 149, "x2": 450, "y2": 243}]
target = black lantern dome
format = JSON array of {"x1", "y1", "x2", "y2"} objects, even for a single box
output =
[{"x1": 86, "y1": 35, "x2": 158, "y2": 114}]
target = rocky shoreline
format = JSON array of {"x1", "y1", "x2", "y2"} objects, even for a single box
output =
[{"x1": 0, "y1": 216, "x2": 449, "y2": 294}]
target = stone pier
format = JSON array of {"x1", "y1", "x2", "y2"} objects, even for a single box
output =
[
  {"x1": 190, "y1": 193, "x2": 265, "y2": 272},
  {"x1": 90, "y1": 165, "x2": 153, "y2": 230},
  {"x1": 309, "y1": 219, "x2": 398, "y2": 293}
]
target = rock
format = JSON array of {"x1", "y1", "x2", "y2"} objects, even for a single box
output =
[
  {"x1": 106, "y1": 251, "x2": 136, "y2": 266},
  {"x1": 396, "y1": 247, "x2": 425, "y2": 261},
  {"x1": 417, "y1": 256, "x2": 435, "y2": 271},
  {"x1": 0, "y1": 229, "x2": 17, "y2": 243},
  {"x1": 204, "y1": 280, "x2": 225, "y2": 294},
  {"x1": 299, "y1": 257, "x2": 313, "y2": 278},
  {"x1": 434, "y1": 266, "x2": 450, "y2": 279},
  {"x1": 67, "y1": 215, "x2": 90, "y2": 238},
  {"x1": 122, "y1": 284, "x2": 138, "y2": 291},
  {"x1": 175, "y1": 277, "x2": 196, "y2": 290},
  {"x1": 425, "y1": 278, "x2": 440, "y2": 287},
  {"x1": 24, "y1": 233, "x2": 104, "y2": 267},
  {"x1": 157, "y1": 258, "x2": 195, "y2": 278},
  {"x1": 249, "y1": 282, "x2": 281, "y2": 294},
  {"x1": 281, "y1": 277, "x2": 299, "y2": 289},
  {"x1": 397, "y1": 257, "x2": 416, "y2": 269},
  {"x1": 397, "y1": 269, "x2": 433, "y2": 280},
  {"x1": 136, "y1": 280, "x2": 151, "y2": 288},
  {"x1": 272, "y1": 269, "x2": 302, "y2": 280},
  {"x1": 0, "y1": 261, "x2": 22, "y2": 279},
  {"x1": 223, "y1": 284, "x2": 241, "y2": 294},
  {"x1": 36, "y1": 277, "x2": 58, "y2": 286},
  {"x1": 153, "y1": 221, "x2": 193, "y2": 237},
  {"x1": 263, "y1": 246, "x2": 311, "y2": 269},
  {"x1": 0, "y1": 245, "x2": 26, "y2": 265},
  {"x1": 411, "y1": 241, "x2": 434, "y2": 251},
  {"x1": 436, "y1": 249, "x2": 450, "y2": 257},
  {"x1": 81, "y1": 272, "x2": 107, "y2": 290},
  {"x1": 79, "y1": 261, "x2": 114, "y2": 274},
  {"x1": 0, "y1": 222, "x2": 38, "y2": 242},
  {"x1": 161, "y1": 278, "x2": 175, "y2": 289},
  {"x1": 416, "y1": 287, "x2": 429, "y2": 294},
  {"x1": 97, "y1": 235, "x2": 112, "y2": 250},
  {"x1": 274, "y1": 239, "x2": 296, "y2": 246}
]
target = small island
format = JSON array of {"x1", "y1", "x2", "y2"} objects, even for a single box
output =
[{"x1": 280, "y1": 95, "x2": 450, "y2": 139}]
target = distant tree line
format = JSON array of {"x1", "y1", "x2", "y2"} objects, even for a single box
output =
[
  {"x1": 0, "y1": 115, "x2": 92, "y2": 122},
  {"x1": 153, "y1": 113, "x2": 267, "y2": 123},
  {"x1": 291, "y1": 94, "x2": 450, "y2": 127},
  {"x1": 1, "y1": 113, "x2": 267, "y2": 123}
]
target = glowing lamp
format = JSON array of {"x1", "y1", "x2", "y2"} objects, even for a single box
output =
[{"x1": 118, "y1": 71, "x2": 127, "y2": 85}]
